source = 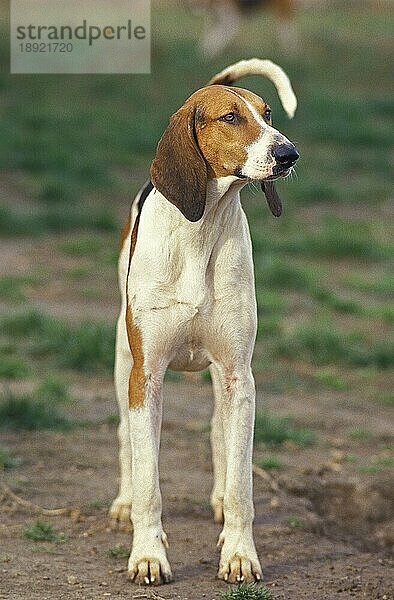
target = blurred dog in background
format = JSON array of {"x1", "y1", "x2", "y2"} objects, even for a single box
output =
[{"x1": 197, "y1": 0, "x2": 298, "y2": 58}]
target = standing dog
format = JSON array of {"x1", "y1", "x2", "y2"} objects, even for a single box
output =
[{"x1": 109, "y1": 58, "x2": 299, "y2": 585}]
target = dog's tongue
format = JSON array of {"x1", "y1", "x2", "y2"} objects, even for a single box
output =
[{"x1": 261, "y1": 181, "x2": 282, "y2": 217}]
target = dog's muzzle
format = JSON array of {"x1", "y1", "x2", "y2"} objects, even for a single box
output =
[{"x1": 272, "y1": 143, "x2": 299, "y2": 175}]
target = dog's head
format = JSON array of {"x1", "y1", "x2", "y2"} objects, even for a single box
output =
[{"x1": 151, "y1": 69, "x2": 298, "y2": 221}]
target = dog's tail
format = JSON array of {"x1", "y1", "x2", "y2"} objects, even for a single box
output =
[{"x1": 206, "y1": 58, "x2": 297, "y2": 118}]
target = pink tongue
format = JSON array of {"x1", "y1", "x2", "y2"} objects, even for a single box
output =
[{"x1": 261, "y1": 181, "x2": 282, "y2": 217}]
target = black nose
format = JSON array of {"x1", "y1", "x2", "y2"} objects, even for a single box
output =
[{"x1": 273, "y1": 143, "x2": 299, "y2": 167}]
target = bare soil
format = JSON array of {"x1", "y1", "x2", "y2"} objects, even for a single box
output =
[{"x1": 1, "y1": 377, "x2": 393, "y2": 600}]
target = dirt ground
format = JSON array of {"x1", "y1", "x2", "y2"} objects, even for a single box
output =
[{"x1": 1, "y1": 371, "x2": 393, "y2": 600}]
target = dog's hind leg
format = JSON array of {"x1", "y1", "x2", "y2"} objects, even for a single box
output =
[
  {"x1": 108, "y1": 308, "x2": 133, "y2": 530},
  {"x1": 109, "y1": 226, "x2": 134, "y2": 530}
]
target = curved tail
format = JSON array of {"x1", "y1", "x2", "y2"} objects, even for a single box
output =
[{"x1": 207, "y1": 58, "x2": 297, "y2": 118}]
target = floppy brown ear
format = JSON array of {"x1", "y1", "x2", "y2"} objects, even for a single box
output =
[
  {"x1": 150, "y1": 104, "x2": 207, "y2": 222},
  {"x1": 261, "y1": 181, "x2": 283, "y2": 217}
]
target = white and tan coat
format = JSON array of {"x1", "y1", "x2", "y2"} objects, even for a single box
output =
[{"x1": 109, "y1": 58, "x2": 299, "y2": 586}]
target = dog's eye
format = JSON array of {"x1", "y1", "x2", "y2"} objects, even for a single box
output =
[
  {"x1": 220, "y1": 112, "x2": 237, "y2": 123},
  {"x1": 264, "y1": 108, "x2": 272, "y2": 123}
]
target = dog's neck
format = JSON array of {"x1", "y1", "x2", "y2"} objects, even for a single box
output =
[{"x1": 204, "y1": 176, "x2": 247, "y2": 219}]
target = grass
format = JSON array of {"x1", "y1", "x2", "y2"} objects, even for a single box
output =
[
  {"x1": 0, "y1": 380, "x2": 74, "y2": 431},
  {"x1": 58, "y1": 237, "x2": 104, "y2": 257},
  {"x1": 346, "y1": 273, "x2": 394, "y2": 298},
  {"x1": 255, "y1": 456, "x2": 283, "y2": 470},
  {"x1": 254, "y1": 413, "x2": 315, "y2": 448},
  {"x1": 36, "y1": 376, "x2": 71, "y2": 404},
  {"x1": 277, "y1": 321, "x2": 393, "y2": 369},
  {"x1": 23, "y1": 520, "x2": 65, "y2": 543},
  {"x1": 221, "y1": 583, "x2": 272, "y2": 600},
  {"x1": 276, "y1": 218, "x2": 393, "y2": 261},
  {"x1": 287, "y1": 516, "x2": 305, "y2": 529},
  {"x1": 0, "y1": 356, "x2": 30, "y2": 379},
  {"x1": 108, "y1": 545, "x2": 130, "y2": 559},
  {"x1": 0, "y1": 447, "x2": 22, "y2": 469},
  {"x1": 347, "y1": 429, "x2": 373, "y2": 441},
  {"x1": 313, "y1": 369, "x2": 348, "y2": 391},
  {"x1": 88, "y1": 498, "x2": 111, "y2": 511},
  {"x1": 255, "y1": 257, "x2": 316, "y2": 291},
  {"x1": 0, "y1": 204, "x2": 118, "y2": 237},
  {"x1": 1, "y1": 310, "x2": 115, "y2": 374},
  {"x1": 0, "y1": 276, "x2": 32, "y2": 302}
]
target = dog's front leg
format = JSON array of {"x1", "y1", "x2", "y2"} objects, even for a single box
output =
[
  {"x1": 216, "y1": 366, "x2": 262, "y2": 583},
  {"x1": 127, "y1": 374, "x2": 172, "y2": 585},
  {"x1": 210, "y1": 363, "x2": 227, "y2": 524}
]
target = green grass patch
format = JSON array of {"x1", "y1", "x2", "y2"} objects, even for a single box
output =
[
  {"x1": 277, "y1": 218, "x2": 392, "y2": 261},
  {"x1": 346, "y1": 273, "x2": 394, "y2": 298},
  {"x1": 23, "y1": 520, "x2": 65, "y2": 543},
  {"x1": 310, "y1": 287, "x2": 363, "y2": 316},
  {"x1": 256, "y1": 288, "x2": 286, "y2": 314},
  {"x1": 0, "y1": 276, "x2": 30, "y2": 302},
  {"x1": 0, "y1": 356, "x2": 30, "y2": 379},
  {"x1": 314, "y1": 369, "x2": 348, "y2": 391},
  {"x1": 255, "y1": 456, "x2": 283, "y2": 470},
  {"x1": 1, "y1": 310, "x2": 115, "y2": 374},
  {"x1": 221, "y1": 583, "x2": 272, "y2": 600},
  {"x1": 0, "y1": 382, "x2": 74, "y2": 431},
  {"x1": 278, "y1": 321, "x2": 393, "y2": 369},
  {"x1": 58, "y1": 237, "x2": 103, "y2": 257},
  {"x1": 347, "y1": 429, "x2": 373, "y2": 441},
  {"x1": 88, "y1": 498, "x2": 111, "y2": 511},
  {"x1": 104, "y1": 414, "x2": 120, "y2": 426},
  {"x1": 258, "y1": 317, "x2": 282, "y2": 337},
  {"x1": 358, "y1": 465, "x2": 380, "y2": 475},
  {"x1": 344, "y1": 454, "x2": 359, "y2": 464},
  {"x1": 287, "y1": 516, "x2": 305, "y2": 529},
  {"x1": 0, "y1": 205, "x2": 117, "y2": 237},
  {"x1": 108, "y1": 545, "x2": 130, "y2": 559},
  {"x1": 375, "y1": 456, "x2": 394, "y2": 468},
  {"x1": 36, "y1": 375, "x2": 71, "y2": 404},
  {"x1": 380, "y1": 393, "x2": 394, "y2": 407},
  {"x1": 0, "y1": 447, "x2": 22, "y2": 469},
  {"x1": 254, "y1": 413, "x2": 315, "y2": 448},
  {"x1": 255, "y1": 257, "x2": 315, "y2": 291}
]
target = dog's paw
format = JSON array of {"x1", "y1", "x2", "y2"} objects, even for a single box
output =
[
  {"x1": 217, "y1": 553, "x2": 262, "y2": 584},
  {"x1": 128, "y1": 530, "x2": 172, "y2": 585},
  {"x1": 108, "y1": 498, "x2": 132, "y2": 531},
  {"x1": 128, "y1": 557, "x2": 172, "y2": 585}
]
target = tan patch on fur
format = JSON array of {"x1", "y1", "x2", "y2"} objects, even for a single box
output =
[
  {"x1": 126, "y1": 215, "x2": 146, "y2": 409},
  {"x1": 119, "y1": 216, "x2": 131, "y2": 251},
  {"x1": 191, "y1": 86, "x2": 267, "y2": 178}
]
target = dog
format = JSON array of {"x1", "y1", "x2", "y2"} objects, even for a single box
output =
[
  {"x1": 109, "y1": 58, "x2": 299, "y2": 586},
  {"x1": 198, "y1": 0, "x2": 298, "y2": 58}
]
